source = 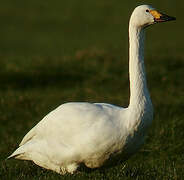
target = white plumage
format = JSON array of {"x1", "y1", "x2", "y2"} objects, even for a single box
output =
[{"x1": 8, "y1": 5, "x2": 175, "y2": 174}]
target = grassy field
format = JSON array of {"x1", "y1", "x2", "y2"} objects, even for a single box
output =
[{"x1": 0, "y1": 0, "x2": 183, "y2": 179}]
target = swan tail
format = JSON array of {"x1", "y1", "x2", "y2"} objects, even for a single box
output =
[
  {"x1": 7, "y1": 127, "x2": 37, "y2": 160},
  {"x1": 7, "y1": 140, "x2": 36, "y2": 160},
  {"x1": 7, "y1": 144, "x2": 30, "y2": 160}
]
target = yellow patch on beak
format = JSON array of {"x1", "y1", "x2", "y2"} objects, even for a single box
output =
[{"x1": 149, "y1": 10, "x2": 162, "y2": 19}]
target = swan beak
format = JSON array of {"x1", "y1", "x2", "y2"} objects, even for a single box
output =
[{"x1": 150, "y1": 10, "x2": 176, "y2": 23}]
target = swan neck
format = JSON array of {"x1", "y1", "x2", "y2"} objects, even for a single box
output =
[{"x1": 128, "y1": 24, "x2": 151, "y2": 108}]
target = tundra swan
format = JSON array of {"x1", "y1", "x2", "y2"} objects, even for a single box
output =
[{"x1": 8, "y1": 5, "x2": 175, "y2": 174}]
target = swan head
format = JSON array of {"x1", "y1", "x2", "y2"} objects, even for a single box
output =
[{"x1": 130, "y1": 5, "x2": 176, "y2": 28}]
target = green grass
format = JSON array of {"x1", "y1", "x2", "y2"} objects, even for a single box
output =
[{"x1": 0, "y1": 1, "x2": 183, "y2": 179}]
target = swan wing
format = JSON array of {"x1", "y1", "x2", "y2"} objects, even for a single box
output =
[
  {"x1": 11, "y1": 102, "x2": 124, "y2": 157},
  {"x1": 19, "y1": 102, "x2": 124, "y2": 147}
]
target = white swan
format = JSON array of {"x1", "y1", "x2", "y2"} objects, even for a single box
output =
[{"x1": 8, "y1": 5, "x2": 175, "y2": 174}]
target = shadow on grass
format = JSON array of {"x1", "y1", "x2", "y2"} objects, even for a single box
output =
[{"x1": 0, "y1": 70, "x2": 88, "y2": 90}]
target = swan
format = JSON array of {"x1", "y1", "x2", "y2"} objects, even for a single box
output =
[{"x1": 8, "y1": 5, "x2": 175, "y2": 174}]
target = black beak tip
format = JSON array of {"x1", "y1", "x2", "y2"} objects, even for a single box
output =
[
  {"x1": 167, "y1": 16, "x2": 176, "y2": 21},
  {"x1": 155, "y1": 15, "x2": 176, "y2": 23},
  {"x1": 171, "y1": 16, "x2": 176, "y2": 21}
]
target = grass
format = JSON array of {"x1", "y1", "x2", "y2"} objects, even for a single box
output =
[{"x1": 0, "y1": 1, "x2": 184, "y2": 179}]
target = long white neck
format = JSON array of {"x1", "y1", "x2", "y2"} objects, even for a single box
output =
[{"x1": 128, "y1": 22, "x2": 152, "y2": 111}]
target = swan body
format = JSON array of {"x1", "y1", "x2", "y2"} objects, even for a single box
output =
[{"x1": 8, "y1": 5, "x2": 175, "y2": 174}]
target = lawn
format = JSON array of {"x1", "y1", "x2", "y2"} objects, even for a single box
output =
[{"x1": 0, "y1": 0, "x2": 183, "y2": 179}]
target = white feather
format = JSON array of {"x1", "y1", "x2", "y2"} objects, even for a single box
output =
[{"x1": 8, "y1": 5, "x2": 174, "y2": 174}]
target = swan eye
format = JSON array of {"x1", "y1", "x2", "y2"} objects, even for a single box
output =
[{"x1": 146, "y1": 9, "x2": 149, "y2": 13}]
